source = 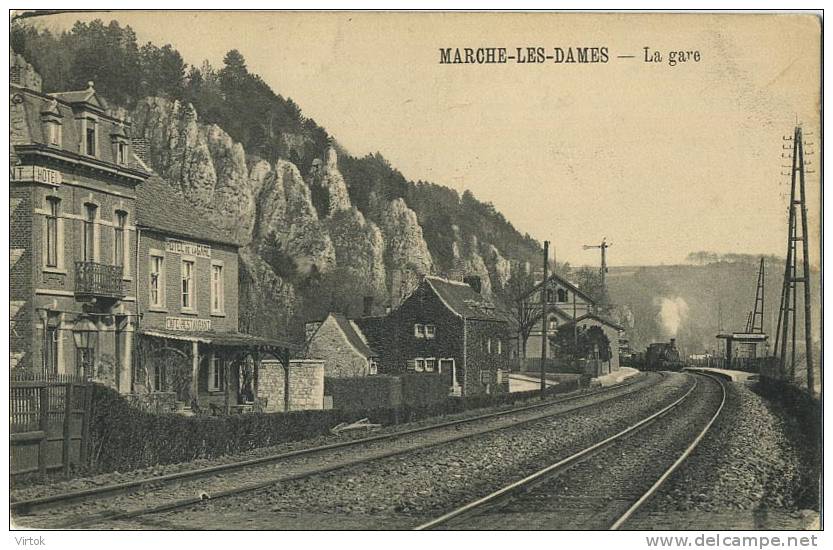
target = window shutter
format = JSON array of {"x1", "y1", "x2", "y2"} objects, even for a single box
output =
[{"x1": 406, "y1": 359, "x2": 416, "y2": 371}]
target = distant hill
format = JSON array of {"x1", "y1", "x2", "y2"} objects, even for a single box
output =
[{"x1": 607, "y1": 259, "x2": 821, "y2": 357}]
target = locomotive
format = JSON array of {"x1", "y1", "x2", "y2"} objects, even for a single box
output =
[{"x1": 642, "y1": 338, "x2": 684, "y2": 372}]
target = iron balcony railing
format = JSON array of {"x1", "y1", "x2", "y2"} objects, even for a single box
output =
[{"x1": 75, "y1": 261, "x2": 125, "y2": 299}]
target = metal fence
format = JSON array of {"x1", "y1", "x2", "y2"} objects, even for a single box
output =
[{"x1": 10, "y1": 378, "x2": 93, "y2": 477}]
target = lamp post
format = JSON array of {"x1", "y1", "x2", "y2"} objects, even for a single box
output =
[{"x1": 73, "y1": 316, "x2": 98, "y2": 380}]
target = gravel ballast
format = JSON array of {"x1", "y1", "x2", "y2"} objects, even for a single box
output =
[
  {"x1": 627, "y1": 380, "x2": 816, "y2": 530},
  {"x1": 99, "y1": 373, "x2": 695, "y2": 530}
]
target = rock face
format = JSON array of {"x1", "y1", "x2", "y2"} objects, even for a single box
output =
[
  {"x1": 130, "y1": 96, "x2": 439, "y2": 333},
  {"x1": 10, "y1": 48, "x2": 41, "y2": 91},
  {"x1": 377, "y1": 197, "x2": 434, "y2": 276},
  {"x1": 309, "y1": 145, "x2": 351, "y2": 216},
  {"x1": 450, "y1": 228, "x2": 493, "y2": 296},
  {"x1": 327, "y1": 208, "x2": 387, "y2": 297}
]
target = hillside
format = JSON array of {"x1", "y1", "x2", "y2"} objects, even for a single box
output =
[
  {"x1": 607, "y1": 260, "x2": 821, "y2": 357},
  {"x1": 12, "y1": 19, "x2": 541, "y2": 343}
]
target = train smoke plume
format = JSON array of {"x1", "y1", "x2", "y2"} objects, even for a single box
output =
[{"x1": 656, "y1": 297, "x2": 689, "y2": 337}]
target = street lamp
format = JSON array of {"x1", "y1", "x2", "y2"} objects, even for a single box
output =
[{"x1": 72, "y1": 316, "x2": 98, "y2": 379}]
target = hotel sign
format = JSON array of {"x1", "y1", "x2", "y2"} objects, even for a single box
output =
[
  {"x1": 12, "y1": 165, "x2": 62, "y2": 185},
  {"x1": 166, "y1": 317, "x2": 211, "y2": 332},
  {"x1": 165, "y1": 239, "x2": 211, "y2": 259}
]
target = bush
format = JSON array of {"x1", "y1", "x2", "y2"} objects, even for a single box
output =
[
  {"x1": 87, "y1": 375, "x2": 591, "y2": 475},
  {"x1": 325, "y1": 375, "x2": 402, "y2": 410},
  {"x1": 400, "y1": 373, "x2": 448, "y2": 407}
]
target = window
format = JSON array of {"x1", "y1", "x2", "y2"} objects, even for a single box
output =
[
  {"x1": 114, "y1": 211, "x2": 127, "y2": 269},
  {"x1": 414, "y1": 358, "x2": 426, "y2": 372},
  {"x1": 548, "y1": 317, "x2": 558, "y2": 331},
  {"x1": 425, "y1": 358, "x2": 436, "y2": 372},
  {"x1": 149, "y1": 254, "x2": 165, "y2": 308},
  {"x1": 208, "y1": 355, "x2": 224, "y2": 392},
  {"x1": 487, "y1": 338, "x2": 492, "y2": 354},
  {"x1": 46, "y1": 121, "x2": 62, "y2": 147},
  {"x1": 369, "y1": 359, "x2": 378, "y2": 375},
  {"x1": 44, "y1": 315, "x2": 60, "y2": 375},
  {"x1": 414, "y1": 323, "x2": 425, "y2": 338},
  {"x1": 83, "y1": 204, "x2": 97, "y2": 262},
  {"x1": 546, "y1": 289, "x2": 554, "y2": 303},
  {"x1": 497, "y1": 339, "x2": 503, "y2": 355},
  {"x1": 85, "y1": 124, "x2": 96, "y2": 156},
  {"x1": 117, "y1": 142, "x2": 128, "y2": 165},
  {"x1": 153, "y1": 364, "x2": 166, "y2": 392},
  {"x1": 425, "y1": 324, "x2": 436, "y2": 339},
  {"x1": 557, "y1": 289, "x2": 568, "y2": 302},
  {"x1": 211, "y1": 262, "x2": 225, "y2": 314},
  {"x1": 181, "y1": 259, "x2": 195, "y2": 310},
  {"x1": 45, "y1": 197, "x2": 60, "y2": 268}
]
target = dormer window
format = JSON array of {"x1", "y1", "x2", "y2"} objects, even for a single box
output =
[
  {"x1": 111, "y1": 124, "x2": 130, "y2": 166},
  {"x1": 46, "y1": 120, "x2": 62, "y2": 146}
]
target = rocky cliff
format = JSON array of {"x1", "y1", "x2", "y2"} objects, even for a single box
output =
[{"x1": 130, "y1": 96, "x2": 507, "y2": 337}]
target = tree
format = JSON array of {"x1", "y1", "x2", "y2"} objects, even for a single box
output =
[
  {"x1": 497, "y1": 269, "x2": 541, "y2": 358},
  {"x1": 551, "y1": 324, "x2": 611, "y2": 363},
  {"x1": 572, "y1": 266, "x2": 610, "y2": 310}
]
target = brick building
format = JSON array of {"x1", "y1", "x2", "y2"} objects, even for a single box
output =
[
  {"x1": 10, "y1": 71, "x2": 294, "y2": 413},
  {"x1": 10, "y1": 78, "x2": 148, "y2": 388},
  {"x1": 356, "y1": 276, "x2": 511, "y2": 397},
  {"x1": 133, "y1": 176, "x2": 293, "y2": 412}
]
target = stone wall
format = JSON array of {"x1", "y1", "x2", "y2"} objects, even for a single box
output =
[
  {"x1": 259, "y1": 359, "x2": 324, "y2": 412},
  {"x1": 306, "y1": 315, "x2": 370, "y2": 377}
]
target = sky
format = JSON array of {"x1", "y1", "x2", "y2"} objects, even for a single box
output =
[{"x1": 25, "y1": 11, "x2": 822, "y2": 267}]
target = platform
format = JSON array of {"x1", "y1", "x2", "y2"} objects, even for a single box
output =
[{"x1": 683, "y1": 366, "x2": 759, "y2": 382}]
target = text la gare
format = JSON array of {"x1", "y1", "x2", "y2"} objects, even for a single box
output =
[{"x1": 643, "y1": 47, "x2": 701, "y2": 66}]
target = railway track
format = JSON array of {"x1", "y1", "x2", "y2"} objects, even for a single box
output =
[
  {"x1": 414, "y1": 372, "x2": 726, "y2": 531},
  {"x1": 13, "y1": 371, "x2": 662, "y2": 529}
]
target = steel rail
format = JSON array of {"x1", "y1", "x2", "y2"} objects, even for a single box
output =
[
  {"x1": 608, "y1": 372, "x2": 727, "y2": 530},
  {"x1": 12, "y1": 372, "x2": 653, "y2": 517},
  {"x1": 413, "y1": 372, "x2": 710, "y2": 531}
]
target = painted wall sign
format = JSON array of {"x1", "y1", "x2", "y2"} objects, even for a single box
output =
[
  {"x1": 165, "y1": 316, "x2": 211, "y2": 332},
  {"x1": 165, "y1": 239, "x2": 211, "y2": 259},
  {"x1": 12, "y1": 165, "x2": 62, "y2": 185}
]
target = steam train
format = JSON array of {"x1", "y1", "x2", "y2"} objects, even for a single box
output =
[{"x1": 632, "y1": 338, "x2": 685, "y2": 372}]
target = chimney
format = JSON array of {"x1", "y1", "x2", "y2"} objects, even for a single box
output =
[
  {"x1": 363, "y1": 296, "x2": 374, "y2": 317},
  {"x1": 463, "y1": 275, "x2": 482, "y2": 294},
  {"x1": 131, "y1": 137, "x2": 150, "y2": 165},
  {"x1": 669, "y1": 338, "x2": 677, "y2": 348}
]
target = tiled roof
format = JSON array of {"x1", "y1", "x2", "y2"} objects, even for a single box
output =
[
  {"x1": 330, "y1": 313, "x2": 377, "y2": 357},
  {"x1": 10, "y1": 86, "x2": 144, "y2": 173},
  {"x1": 425, "y1": 276, "x2": 508, "y2": 322},
  {"x1": 524, "y1": 272, "x2": 596, "y2": 304},
  {"x1": 139, "y1": 328, "x2": 294, "y2": 351},
  {"x1": 562, "y1": 312, "x2": 624, "y2": 331},
  {"x1": 136, "y1": 176, "x2": 240, "y2": 247}
]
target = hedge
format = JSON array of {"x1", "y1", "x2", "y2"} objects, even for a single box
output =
[
  {"x1": 325, "y1": 375, "x2": 402, "y2": 410},
  {"x1": 87, "y1": 375, "x2": 590, "y2": 474}
]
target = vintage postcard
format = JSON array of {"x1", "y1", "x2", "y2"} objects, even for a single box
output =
[{"x1": 8, "y1": 9, "x2": 822, "y2": 541}]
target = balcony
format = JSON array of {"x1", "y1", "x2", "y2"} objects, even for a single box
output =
[{"x1": 75, "y1": 261, "x2": 125, "y2": 300}]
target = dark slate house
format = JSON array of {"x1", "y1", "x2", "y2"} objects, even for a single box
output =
[{"x1": 355, "y1": 276, "x2": 511, "y2": 397}]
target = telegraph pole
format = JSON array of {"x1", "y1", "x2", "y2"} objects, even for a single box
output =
[
  {"x1": 540, "y1": 240, "x2": 549, "y2": 397},
  {"x1": 774, "y1": 125, "x2": 815, "y2": 393}
]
